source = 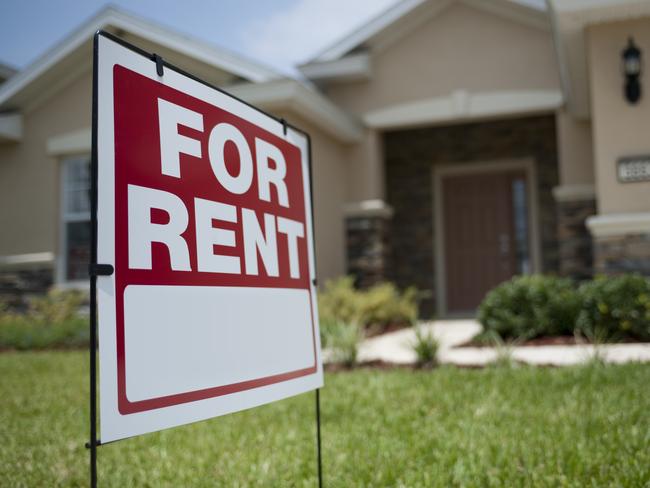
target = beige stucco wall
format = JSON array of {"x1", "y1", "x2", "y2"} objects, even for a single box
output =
[
  {"x1": 324, "y1": 2, "x2": 562, "y2": 203},
  {"x1": 587, "y1": 18, "x2": 650, "y2": 214},
  {"x1": 326, "y1": 3, "x2": 561, "y2": 116},
  {"x1": 273, "y1": 111, "x2": 348, "y2": 283},
  {"x1": 0, "y1": 69, "x2": 92, "y2": 260},
  {"x1": 555, "y1": 110, "x2": 594, "y2": 185}
]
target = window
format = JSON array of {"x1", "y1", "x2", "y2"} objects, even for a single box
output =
[
  {"x1": 511, "y1": 177, "x2": 530, "y2": 275},
  {"x1": 60, "y1": 156, "x2": 91, "y2": 282}
]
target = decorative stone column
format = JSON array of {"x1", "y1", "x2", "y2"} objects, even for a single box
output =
[
  {"x1": 553, "y1": 185, "x2": 597, "y2": 279},
  {"x1": 344, "y1": 199, "x2": 393, "y2": 288},
  {"x1": 587, "y1": 213, "x2": 650, "y2": 275},
  {"x1": 0, "y1": 253, "x2": 55, "y2": 308}
]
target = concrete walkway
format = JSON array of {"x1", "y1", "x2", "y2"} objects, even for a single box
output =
[{"x1": 357, "y1": 320, "x2": 650, "y2": 367}]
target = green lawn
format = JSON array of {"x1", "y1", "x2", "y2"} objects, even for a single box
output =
[{"x1": 1, "y1": 352, "x2": 649, "y2": 487}]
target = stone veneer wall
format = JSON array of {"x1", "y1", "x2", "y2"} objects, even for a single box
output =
[
  {"x1": 556, "y1": 199, "x2": 596, "y2": 279},
  {"x1": 593, "y1": 233, "x2": 650, "y2": 275},
  {"x1": 383, "y1": 115, "x2": 559, "y2": 316},
  {"x1": 0, "y1": 267, "x2": 54, "y2": 309},
  {"x1": 345, "y1": 213, "x2": 391, "y2": 288}
]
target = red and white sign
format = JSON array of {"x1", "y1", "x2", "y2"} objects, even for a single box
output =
[{"x1": 95, "y1": 34, "x2": 322, "y2": 442}]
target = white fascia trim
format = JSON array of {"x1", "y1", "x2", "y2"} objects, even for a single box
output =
[
  {"x1": 0, "y1": 252, "x2": 55, "y2": 269},
  {"x1": 464, "y1": 0, "x2": 549, "y2": 31},
  {"x1": 47, "y1": 128, "x2": 91, "y2": 156},
  {"x1": 229, "y1": 80, "x2": 363, "y2": 143},
  {"x1": 547, "y1": 0, "x2": 575, "y2": 116},
  {"x1": 551, "y1": 0, "x2": 650, "y2": 17},
  {"x1": 552, "y1": 183, "x2": 596, "y2": 202},
  {"x1": 106, "y1": 9, "x2": 279, "y2": 82},
  {"x1": 343, "y1": 199, "x2": 394, "y2": 218},
  {"x1": 299, "y1": 53, "x2": 371, "y2": 82},
  {"x1": 0, "y1": 7, "x2": 279, "y2": 109},
  {"x1": 0, "y1": 112, "x2": 22, "y2": 142},
  {"x1": 364, "y1": 89, "x2": 563, "y2": 129},
  {"x1": 587, "y1": 212, "x2": 650, "y2": 237},
  {"x1": 310, "y1": 0, "x2": 428, "y2": 62}
]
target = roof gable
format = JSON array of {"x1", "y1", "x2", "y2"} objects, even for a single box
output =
[
  {"x1": 303, "y1": 0, "x2": 548, "y2": 66},
  {"x1": 0, "y1": 6, "x2": 281, "y2": 111}
]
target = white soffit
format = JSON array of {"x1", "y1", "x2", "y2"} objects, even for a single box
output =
[
  {"x1": 0, "y1": 113, "x2": 22, "y2": 142},
  {"x1": 298, "y1": 53, "x2": 372, "y2": 82},
  {"x1": 228, "y1": 79, "x2": 363, "y2": 143},
  {"x1": 364, "y1": 90, "x2": 563, "y2": 129},
  {"x1": 0, "y1": 7, "x2": 280, "y2": 110}
]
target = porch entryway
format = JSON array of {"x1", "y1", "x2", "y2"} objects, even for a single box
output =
[{"x1": 381, "y1": 114, "x2": 558, "y2": 318}]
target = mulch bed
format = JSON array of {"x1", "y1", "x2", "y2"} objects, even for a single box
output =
[{"x1": 458, "y1": 335, "x2": 640, "y2": 348}]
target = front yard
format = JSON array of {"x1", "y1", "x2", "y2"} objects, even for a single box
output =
[{"x1": 1, "y1": 351, "x2": 649, "y2": 486}]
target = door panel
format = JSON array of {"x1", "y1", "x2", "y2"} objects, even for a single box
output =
[{"x1": 442, "y1": 170, "x2": 527, "y2": 313}]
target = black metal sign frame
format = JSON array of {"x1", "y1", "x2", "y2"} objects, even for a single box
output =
[{"x1": 88, "y1": 29, "x2": 323, "y2": 487}]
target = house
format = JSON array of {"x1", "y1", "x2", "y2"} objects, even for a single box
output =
[{"x1": 1, "y1": 0, "x2": 649, "y2": 318}]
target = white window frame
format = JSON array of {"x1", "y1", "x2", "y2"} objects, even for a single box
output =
[{"x1": 57, "y1": 155, "x2": 91, "y2": 287}]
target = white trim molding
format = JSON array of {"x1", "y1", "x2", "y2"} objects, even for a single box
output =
[
  {"x1": 299, "y1": 53, "x2": 372, "y2": 83},
  {"x1": 364, "y1": 90, "x2": 563, "y2": 129},
  {"x1": 586, "y1": 212, "x2": 650, "y2": 237},
  {"x1": 552, "y1": 183, "x2": 596, "y2": 202},
  {"x1": 0, "y1": 113, "x2": 22, "y2": 142},
  {"x1": 0, "y1": 252, "x2": 55, "y2": 270},
  {"x1": 229, "y1": 79, "x2": 363, "y2": 143},
  {"x1": 47, "y1": 128, "x2": 91, "y2": 156},
  {"x1": 343, "y1": 199, "x2": 394, "y2": 219}
]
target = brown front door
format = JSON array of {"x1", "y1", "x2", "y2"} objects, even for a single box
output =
[{"x1": 442, "y1": 169, "x2": 530, "y2": 314}]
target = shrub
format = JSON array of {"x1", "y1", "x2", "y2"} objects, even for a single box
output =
[
  {"x1": 410, "y1": 326, "x2": 439, "y2": 368},
  {"x1": 318, "y1": 276, "x2": 418, "y2": 333},
  {"x1": 576, "y1": 274, "x2": 650, "y2": 342},
  {"x1": 0, "y1": 289, "x2": 88, "y2": 350},
  {"x1": 321, "y1": 319, "x2": 362, "y2": 367},
  {"x1": 478, "y1": 275, "x2": 581, "y2": 340},
  {"x1": 362, "y1": 283, "x2": 418, "y2": 333}
]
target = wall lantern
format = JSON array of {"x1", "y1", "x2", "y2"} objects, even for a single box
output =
[{"x1": 622, "y1": 37, "x2": 642, "y2": 104}]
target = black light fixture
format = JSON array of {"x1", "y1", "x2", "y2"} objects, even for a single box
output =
[{"x1": 622, "y1": 37, "x2": 642, "y2": 104}]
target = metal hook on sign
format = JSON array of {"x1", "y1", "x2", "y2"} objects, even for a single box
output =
[
  {"x1": 280, "y1": 118, "x2": 288, "y2": 136},
  {"x1": 153, "y1": 54, "x2": 164, "y2": 77}
]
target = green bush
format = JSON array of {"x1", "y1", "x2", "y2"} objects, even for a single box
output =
[
  {"x1": 320, "y1": 319, "x2": 362, "y2": 367},
  {"x1": 0, "y1": 290, "x2": 88, "y2": 350},
  {"x1": 478, "y1": 275, "x2": 581, "y2": 341},
  {"x1": 318, "y1": 276, "x2": 418, "y2": 333},
  {"x1": 577, "y1": 274, "x2": 650, "y2": 342}
]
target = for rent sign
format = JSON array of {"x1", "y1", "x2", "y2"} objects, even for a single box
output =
[{"x1": 95, "y1": 33, "x2": 322, "y2": 442}]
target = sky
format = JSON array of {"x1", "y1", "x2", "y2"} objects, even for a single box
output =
[{"x1": 0, "y1": 0, "x2": 546, "y2": 76}]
